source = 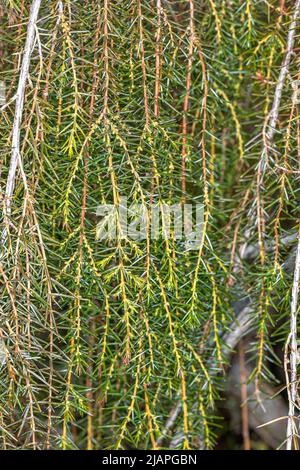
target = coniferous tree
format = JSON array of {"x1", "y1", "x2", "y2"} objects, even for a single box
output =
[{"x1": 0, "y1": 0, "x2": 300, "y2": 450}]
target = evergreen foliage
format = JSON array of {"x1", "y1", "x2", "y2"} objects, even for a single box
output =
[{"x1": 0, "y1": 0, "x2": 300, "y2": 450}]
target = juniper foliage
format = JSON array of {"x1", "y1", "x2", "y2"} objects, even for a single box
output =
[{"x1": 0, "y1": 0, "x2": 300, "y2": 450}]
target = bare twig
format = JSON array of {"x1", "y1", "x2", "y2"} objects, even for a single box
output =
[
  {"x1": 156, "y1": 403, "x2": 181, "y2": 447},
  {"x1": 1, "y1": 0, "x2": 42, "y2": 246},
  {"x1": 254, "y1": 0, "x2": 300, "y2": 265},
  {"x1": 264, "y1": 0, "x2": 300, "y2": 147},
  {"x1": 286, "y1": 222, "x2": 300, "y2": 449}
]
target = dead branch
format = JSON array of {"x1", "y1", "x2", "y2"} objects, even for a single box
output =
[
  {"x1": 265, "y1": 0, "x2": 300, "y2": 147},
  {"x1": 286, "y1": 223, "x2": 300, "y2": 449},
  {"x1": 1, "y1": 0, "x2": 42, "y2": 247}
]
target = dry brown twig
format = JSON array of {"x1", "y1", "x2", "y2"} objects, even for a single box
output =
[
  {"x1": 285, "y1": 222, "x2": 300, "y2": 449},
  {"x1": 255, "y1": 0, "x2": 300, "y2": 259},
  {"x1": 1, "y1": 0, "x2": 42, "y2": 247}
]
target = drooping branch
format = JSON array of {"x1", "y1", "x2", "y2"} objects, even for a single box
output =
[
  {"x1": 255, "y1": 0, "x2": 300, "y2": 268},
  {"x1": 1, "y1": 0, "x2": 42, "y2": 246},
  {"x1": 286, "y1": 223, "x2": 300, "y2": 449},
  {"x1": 265, "y1": 0, "x2": 300, "y2": 146}
]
